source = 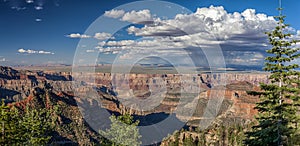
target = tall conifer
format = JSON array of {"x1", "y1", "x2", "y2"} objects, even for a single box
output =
[{"x1": 245, "y1": 0, "x2": 300, "y2": 145}]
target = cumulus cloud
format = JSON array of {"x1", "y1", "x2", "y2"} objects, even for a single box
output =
[
  {"x1": 114, "y1": 5, "x2": 280, "y2": 67},
  {"x1": 104, "y1": 9, "x2": 125, "y2": 18},
  {"x1": 121, "y1": 9, "x2": 153, "y2": 24},
  {"x1": 104, "y1": 9, "x2": 154, "y2": 24},
  {"x1": 94, "y1": 32, "x2": 114, "y2": 40},
  {"x1": 102, "y1": 6, "x2": 279, "y2": 50},
  {"x1": 18, "y1": 48, "x2": 54, "y2": 55},
  {"x1": 66, "y1": 33, "x2": 91, "y2": 38},
  {"x1": 94, "y1": 5, "x2": 299, "y2": 68},
  {"x1": 128, "y1": 6, "x2": 276, "y2": 42}
]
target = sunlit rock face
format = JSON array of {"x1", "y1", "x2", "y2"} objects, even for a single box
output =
[
  {"x1": 0, "y1": 66, "x2": 269, "y2": 126},
  {"x1": 73, "y1": 72, "x2": 268, "y2": 125}
]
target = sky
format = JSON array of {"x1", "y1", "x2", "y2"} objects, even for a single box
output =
[{"x1": 0, "y1": 0, "x2": 299, "y2": 70}]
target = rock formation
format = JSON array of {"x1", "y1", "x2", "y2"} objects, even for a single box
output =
[
  {"x1": 0, "y1": 66, "x2": 268, "y2": 126},
  {"x1": 0, "y1": 66, "x2": 270, "y2": 144}
]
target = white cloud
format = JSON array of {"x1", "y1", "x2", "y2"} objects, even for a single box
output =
[
  {"x1": 18, "y1": 48, "x2": 27, "y2": 53},
  {"x1": 103, "y1": 6, "x2": 279, "y2": 51},
  {"x1": 26, "y1": 0, "x2": 34, "y2": 3},
  {"x1": 66, "y1": 32, "x2": 114, "y2": 40},
  {"x1": 94, "y1": 32, "x2": 114, "y2": 40},
  {"x1": 35, "y1": 18, "x2": 42, "y2": 22},
  {"x1": 106, "y1": 40, "x2": 135, "y2": 46},
  {"x1": 34, "y1": 6, "x2": 43, "y2": 10},
  {"x1": 86, "y1": 49, "x2": 96, "y2": 53},
  {"x1": 0, "y1": 57, "x2": 6, "y2": 62},
  {"x1": 66, "y1": 33, "x2": 91, "y2": 38},
  {"x1": 128, "y1": 6, "x2": 276, "y2": 43},
  {"x1": 104, "y1": 9, "x2": 125, "y2": 18},
  {"x1": 121, "y1": 9, "x2": 152, "y2": 24},
  {"x1": 104, "y1": 9, "x2": 154, "y2": 24},
  {"x1": 227, "y1": 51, "x2": 265, "y2": 65},
  {"x1": 18, "y1": 48, "x2": 54, "y2": 55},
  {"x1": 94, "y1": 5, "x2": 299, "y2": 68},
  {"x1": 11, "y1": 7, "x2": 26, "y2": 11}
]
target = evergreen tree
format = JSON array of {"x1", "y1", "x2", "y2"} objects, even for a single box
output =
[
  {"x1": 244, "y1": 3, "x2": 300, "y2": 145},
  {"x1": 0, "y1": 100, "x2": 21, "y2": 145},
  {"x1": 19, "y1": 106, "x2": 53, "y2": 145},
  {"x1": 0, "y1": 98, "x2": 55, "y2": 145},
  {"x1": 100, "y1": 113, "x2": 141, "y2": 146}
]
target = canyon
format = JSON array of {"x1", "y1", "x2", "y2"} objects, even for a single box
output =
[
  {"x1": 0, "y1": 66, "x2": 269, "y2": 126},
  {"x1": 0, "y1": 66, "x2": 273, "y2": 144}
]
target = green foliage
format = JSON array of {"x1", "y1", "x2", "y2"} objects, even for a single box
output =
[
  {"x1": 0, "y1": 99, "x2": 54, "y2": 145},
  {"x1": 0, "y1": 100, "x2": 21, "y2": 145},
  {"x1": 182, "y1": 134, "x2": 195, "y2": 146},
  {"x1": 162, "y1": 123, "x2": 249, "y2": 146},
  {"x1": 100, "y1": 113, "x2": 141, "y2": 146},
  {"x1": 244, "y1": 6, "x2": 300, "y2": 146},
  {"x1": 197, "y1": 129, "x2": 207, "y2": 146},
  {"x1": 172, "y1": 131, "x2": 180, "y2": 146},
  {"x1": 19, "y1": 106, "x2": 53, "y2": 145}
]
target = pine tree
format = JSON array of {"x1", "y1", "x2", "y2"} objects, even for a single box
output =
[
  {"x1": 0, "y1": 100, "x2": 21, "y2": 145},
  {"x1": 19, "y1": 106, "x2": 53, "y2": 145},
  {"x1": 0, "y1": 95, "x2": 55, "y2": 145},
  {"x1": 244, "y1": 2, "x2": 300, "y2": 145}
]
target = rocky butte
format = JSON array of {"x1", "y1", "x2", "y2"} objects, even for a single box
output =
[
  {"x1": 0, "y1": 65, "x2": 273, "y2": 144},
  {"x1": 0, "y1": 66, "x2": 269, "y2": 127}
]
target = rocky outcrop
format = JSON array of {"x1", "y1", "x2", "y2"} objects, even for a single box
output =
[
  {"x1": 0, "y1": 66, "x2": 267, "y2": 127},
  {"x1": 73, "y1": 72, "x2": 266, "y2": 126},
  {"x1": 0, "y1": 66, "x2": 19, "y2": 79},
  {"x1": 0, "y1": 66, "x2": 73, "y2": 102},
  {"x1": 6, "y1": 85, "x2": 103, "y2": 145}
]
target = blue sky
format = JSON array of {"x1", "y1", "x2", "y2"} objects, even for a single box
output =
[{"x1": 0, "y1": 0, "x2": 299, "y2": 69}]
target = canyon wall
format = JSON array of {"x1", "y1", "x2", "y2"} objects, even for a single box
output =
[{"x1": 0, "y1": 66, "x2": 269, "y2": 126}]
